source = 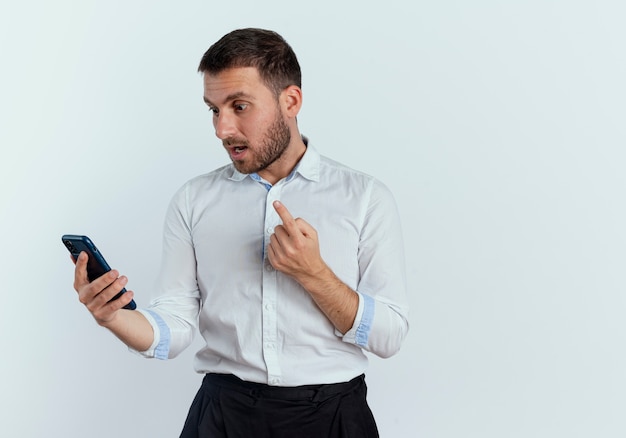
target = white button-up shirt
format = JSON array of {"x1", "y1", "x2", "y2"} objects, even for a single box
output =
[{"x1": 136, "y1": 143, "x2": 409, "y2": 386}]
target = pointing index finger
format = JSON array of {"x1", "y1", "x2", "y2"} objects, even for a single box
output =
[{"x1": 273, "y1": 200, "x2": 296, "y2": 231}]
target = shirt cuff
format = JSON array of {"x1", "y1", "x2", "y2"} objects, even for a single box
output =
[
  {"x1": 338, "y1": 292, "x2": 375, "y2": 348},
  {"x1": 130, "y1": 309, "x2": 171, "y2": 360}
]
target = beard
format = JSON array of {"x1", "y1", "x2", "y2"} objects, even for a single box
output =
[{"x1": 225, "y1": 112, "x2": 291, "y2": 175}]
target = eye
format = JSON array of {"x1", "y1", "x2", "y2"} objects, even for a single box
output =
[
  {"x1": 234, "y1": 103, "x2": 248, "y2": 112},
  {"x1": 208, "y1": 106, "x2": 219, "y2": 115}
]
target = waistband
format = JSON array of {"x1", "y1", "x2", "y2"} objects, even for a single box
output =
[{"x1": 203, "y1": 373, "x2": 365, "y2": 402}]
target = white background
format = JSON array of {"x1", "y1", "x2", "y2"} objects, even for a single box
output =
[{"x1": 1, "y1": 1, "x2": 625, "y2": 437}]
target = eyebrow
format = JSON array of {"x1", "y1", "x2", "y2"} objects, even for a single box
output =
[{"x1": 203, "y1": 91, "x2": 252, "y2": 106}]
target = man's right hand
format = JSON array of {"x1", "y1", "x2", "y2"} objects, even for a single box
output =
[
  {"x1": 73, "y1": 251, "x2": 135, "y2": 326},
  {"x1": 72, "y1": 252, "x2": 154, "y2": 352}
]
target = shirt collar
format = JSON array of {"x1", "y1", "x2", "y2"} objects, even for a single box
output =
[{"x1": 228, "y1": 136, "x2": 320, "y2": 183}]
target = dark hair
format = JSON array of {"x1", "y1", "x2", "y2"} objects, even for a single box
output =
[{"x1": 198, "y1": 28, "x2": 302, "y2": 97}]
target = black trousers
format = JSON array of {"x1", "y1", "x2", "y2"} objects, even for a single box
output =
[{"x1": 180, "y1": 373, "x2": 379, "y2": 438}]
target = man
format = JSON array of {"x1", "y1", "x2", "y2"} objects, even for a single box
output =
[{"x1": 73, "y1": 28, "x2": 409, "y2": 437}]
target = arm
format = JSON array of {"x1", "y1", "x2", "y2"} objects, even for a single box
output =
[
  {"x1": 269, "y1": 180, "x2": 409, "y2": 358},
  {"x1": 268, "y1": 200, "x2": 358, "y2": 334},
  {"x1": 350, "y1": 180, "x2": 409, "y2": 357},
  {"x1": 73, "y1": 251, "x2": 154, "y2": 351},
  {"x1": 137, "y1": 183, "x2": 202, "y2": 359}
]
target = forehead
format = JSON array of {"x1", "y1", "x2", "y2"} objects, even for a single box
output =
[{"x1": 202, "y1": 67, "x2": 272, "y2": 103}]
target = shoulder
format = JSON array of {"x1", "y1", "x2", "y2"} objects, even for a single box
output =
[
  {"x1": 176, "y1": 163, "x2": 233, "y2": 193},
  {"x1": 318, "y1": 154, "x2": 392, "y2": 196},
  {"x1": 184, "y1": 163, "x2": 233, "y2": 186},
  {"x1": 320, "y1": 154, "x2": 371, "y2": 179},
  {"x1": 167, "y1": 163, "x2": 235, "y2": 208}
]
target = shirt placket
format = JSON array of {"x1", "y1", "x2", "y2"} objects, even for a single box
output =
[{"x1": 261, "y1": 183, "x2": 283, "y2": 385}]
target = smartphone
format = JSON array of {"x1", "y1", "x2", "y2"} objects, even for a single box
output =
[{"x1": 62, "y1": 234, "x2": 137, "y2": 310}]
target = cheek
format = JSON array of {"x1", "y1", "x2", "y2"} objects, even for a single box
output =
[{"x1": 244, "y1": 118, "x2": 268, "y2": 140}]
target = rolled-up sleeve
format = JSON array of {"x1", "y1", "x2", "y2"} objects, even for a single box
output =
[
  {"x1": 134, "y1": 183, "x2": 202, "y2": 359},
  {"x1": 341, "y1": 180, "x2": 409, "y2": 358},
  {"x1": 130, "y1": 309, "x2": 170, "y2": 359}
]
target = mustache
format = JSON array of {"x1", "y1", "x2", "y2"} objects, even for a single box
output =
[{"x1": 223, "y1": 137, "x2": 249, "y2": 147}]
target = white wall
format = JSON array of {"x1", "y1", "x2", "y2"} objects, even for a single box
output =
[{"x1": 1, "y1": 1, "x2": 625, "y2": 436}]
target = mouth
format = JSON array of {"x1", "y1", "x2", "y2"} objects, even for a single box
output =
[{"x1": 228, "y1": 145, "x2": 248, "y2": 160}]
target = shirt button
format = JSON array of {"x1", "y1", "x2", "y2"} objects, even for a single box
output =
[
  {"x1": 265, "y1": 264, "x2": 274, "y2": 272},
  {"x1": 264, "y1": 303, "x2": 273, "y2": 310},
  {"x1": 269, "y1": 378, "x2": 280, "y2": 385},
  {"x1": 267, "y1": 226, "x2": 274, "y2": 234},
  {"x1": 265, "y1": 343, "x2": 275, "y2": 350}
]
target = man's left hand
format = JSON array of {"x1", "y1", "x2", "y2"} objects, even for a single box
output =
[{"x1": 268, "y1": 200, "x2": 327, "y2": 282}]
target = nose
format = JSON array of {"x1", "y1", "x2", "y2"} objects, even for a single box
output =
[{"x1": 214, "y1": 112, "x2": 237, "y2": 140}]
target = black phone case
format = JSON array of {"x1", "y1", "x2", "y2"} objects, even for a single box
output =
[{"x1": 62, "y1": 234, "x2": 136, "y2": 310}]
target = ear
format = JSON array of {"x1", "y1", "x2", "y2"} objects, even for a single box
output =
[{"x1": 280, "y1": 85, "x2": 303, "y2": 118}]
